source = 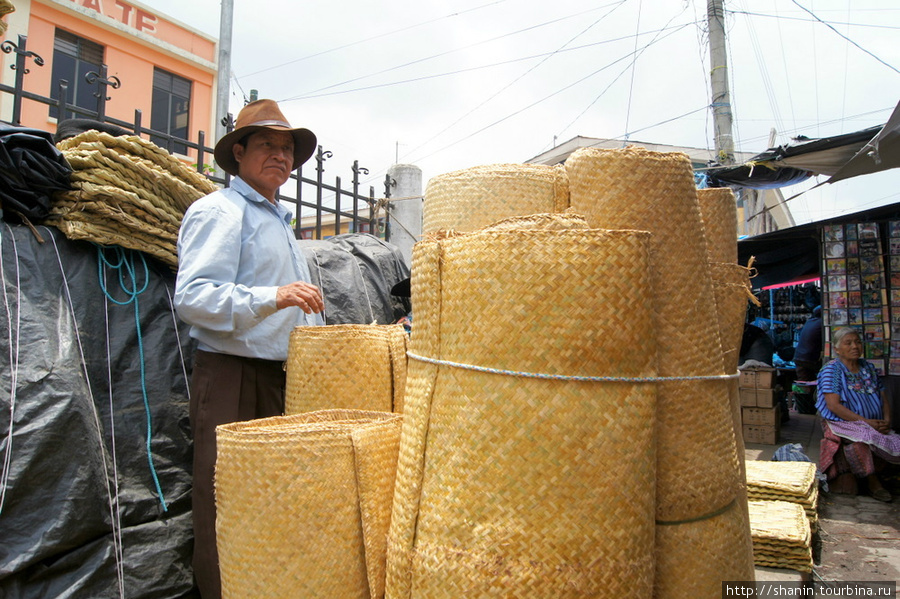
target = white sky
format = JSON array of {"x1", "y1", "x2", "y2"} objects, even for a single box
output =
[{"x1": 147, "y1": 0, "x2": 900, "y2": 226}]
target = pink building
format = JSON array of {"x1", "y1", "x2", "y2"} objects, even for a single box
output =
[{"x1": 0, "y1": 0, "x2": 217, "y2": 162}]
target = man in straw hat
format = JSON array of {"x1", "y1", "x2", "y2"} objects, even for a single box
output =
[{"x1": 174, "y1": 99, "x2": 325, "y2": 598}]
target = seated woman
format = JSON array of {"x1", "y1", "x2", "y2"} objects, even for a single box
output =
[{"x1": 817, "y1": 327, "x2": 900, "y2": 502}]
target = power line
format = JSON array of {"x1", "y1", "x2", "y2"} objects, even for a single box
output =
[
  {"x1": 789, "y1": 0, "x2": 900, "y2": 74},
  {"x1": 276, "y1": 2, "x2": 628, "y2": 103},
  {"x1": 281, "y1": 22, "x2": 691, "y2": 102},
  {"x1": 405, "y1": 21, "x2": 694, "y2": 165},
  {"x1": 399, "y1": 0, "x2": 629, "y2": 162},
  {"x1": 239, "y1": 0, "x2": 510, "y2": 79}
]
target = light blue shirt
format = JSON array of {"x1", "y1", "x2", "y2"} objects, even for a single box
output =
[{"x1": 174, "y1": 177, "x2": 323, "y2": 361}]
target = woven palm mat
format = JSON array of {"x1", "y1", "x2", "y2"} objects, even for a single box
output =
[
  {"x1": 48, "y1": 131, "x2": 218, "y2": 268},
  {"x1": 747, "y1": 500, "x2": 813, "y2": 572},
  {"x1": 655, "y1": 500, "x2": 754, "y2": 598},
  {"x1": 385, "y1": 223, "x2": 658, "y2": 598},
  {"x1": 285, "y1": 324, "x2": 408, "y2": 415},
  {"x1": 697, "y1": 187, "x2": 738, "y2": 265},
  {"x1": 565, "y1": 146, "x2": 740, "y2": 518},
  {"x1": 43, "y1": 215, "x2": 177, "y2": 267},
  {"x1": 422, "y1": 163, "x2": 569, "y2": 234},
  {"x1": 216, "y1": 409, "x2": 402, "y2": 599}
]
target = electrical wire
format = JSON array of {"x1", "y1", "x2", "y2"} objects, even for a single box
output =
[
  {"x1": 279, "y1": 2, "x2": 629, "y2": 103},
  {"x1": 241, "y1": 0, "x2": 511, "y2": 79},
  {"x1": 789, "y1": 0, "x2": 900, "y2": 74},
  {"x1": 399, "y1": 1, "x2": 629, "y2": 163},
  {"x1": 405, "y1": 21, "x2": 695, "y2": 166}
]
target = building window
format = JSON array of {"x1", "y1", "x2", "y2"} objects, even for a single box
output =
[
  {"x1": 151, "y1": 68, "x2": 191, "y2": 155},
  {"x1": 50, "y1": 29, "x2": 104, "y2": 119}
]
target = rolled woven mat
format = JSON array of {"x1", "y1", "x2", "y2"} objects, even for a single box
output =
[
  {"x1": 216, "y1": 409, "x2": 402, "y2": 599},
  {"x1": 697, "y1": 187, "x2": 738, "y2": 264},
  {"x1": 385, "y1": 223, "x2": 658, "y2": 598},
  {"x1": 285, "y1": 324, "x2": 408, "y2": 415},
  {"x1": 422, "y1": 163, "x2": 569, "y2": 234},
  {"x1": 565, "y1": 146, "x2": 740, "y2": 520},
  {"x1": 655, "y1": 499, "x2": 753, "y2": 597}
]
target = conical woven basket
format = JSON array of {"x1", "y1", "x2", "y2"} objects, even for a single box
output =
[
  {"x1": 697, "y1": 187, "x2": 738, "y2": 264},
  {"x1": 216, "y1": 409, "x2": 402, "y2": 599},
  {"x1": 285, "y1": 324, "x2": 408, "y2": 415},
  {"x1": 422, "y1": 163, "x2": 569, "y2": 234},
  {"x1": 565, "y1": 146, "x2": 739, "y2": 520},
  {"x1": 385, "y1": 223, "x2": 658, "y2": 598}
]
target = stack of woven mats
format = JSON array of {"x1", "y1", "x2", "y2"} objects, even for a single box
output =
[
  {"x1": 746, "y1": 499, "x2": 813, "y2": 573},
  {"x1": 0, "y1": 0, "x2": 14, "y2": 36},
  {"x1": 745, "y1": 460, "x2": 818, "y2": 529},
  {"x1": 48, "y1": 130, "x2": 218, "y2": 269},
  {"x1": 745, "y1": 460, "x2": 818, "y2": 573}
]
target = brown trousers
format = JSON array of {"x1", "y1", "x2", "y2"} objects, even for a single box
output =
[{"x1": 189, "y1": 350, "x2": 286, "y2": 599}]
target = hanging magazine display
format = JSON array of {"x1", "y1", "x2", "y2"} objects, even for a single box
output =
[
  {"x1": 889, "y1": 221, "x2": 900, "y2": 374},
  {"x1": 822, "y1": 222, "x2": 888, "y2": 375}
]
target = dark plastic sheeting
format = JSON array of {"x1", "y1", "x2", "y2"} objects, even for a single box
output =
[
  {"x1": 0, "y1": 224, "x2": 197, "y2": 599},
  {"x1": 0, "y1": 224, "x2": 409, "y2": 598}
]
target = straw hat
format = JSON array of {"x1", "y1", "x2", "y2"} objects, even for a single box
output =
[{"x1": 214, "y1": 99, "x2": 317, "y2": 176}]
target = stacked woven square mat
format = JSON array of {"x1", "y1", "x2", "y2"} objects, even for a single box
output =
[{"x1": 745, "y1": 460, "x2": 818, "y2": 572}]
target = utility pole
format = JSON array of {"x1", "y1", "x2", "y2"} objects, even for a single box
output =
[
  {"x1": 215, "y1": 0, "x2": 234, "y2": 143},
  {"x1": 708, "y1": 0, "x2": 734, "y2": 166}
]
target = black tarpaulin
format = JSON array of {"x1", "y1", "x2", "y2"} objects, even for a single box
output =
[
  {"x1": 0, "y1": 223, "x2": 410, "y2": 597},
  {"x1": 302, "y1": 233, "x2": 411, "y2": 325},
  {"x1": 0, "y1": 124, "x2": 72, "y2": 222},
  {"x1": 738, "y1": 201, "x2": 900, "y2": 289},
  {"x1": 0, "y1": 224, "x2": 197, "y2": 599}
]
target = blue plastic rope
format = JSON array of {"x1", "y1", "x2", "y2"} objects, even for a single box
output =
[
  {"x1": 97, "y1": 246, "x2": 167, "y2": 512},
  {"x1": 407, "y1": 352, "x2": 739, "y2": 383}
]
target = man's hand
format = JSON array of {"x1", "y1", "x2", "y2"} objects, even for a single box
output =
[{"x1": 276, "y1": 281, "x2": 325, "y2": 314}]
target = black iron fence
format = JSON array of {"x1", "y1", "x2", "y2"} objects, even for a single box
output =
[{"x1": 0, "y1": 34, "x2": 389, "y2": 240}]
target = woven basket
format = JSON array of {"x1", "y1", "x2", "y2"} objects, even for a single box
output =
[
  {"x1": 385, "y1": 224, "x2": 657, "y2": 598},
  {"x1": 422, "y1": 163, "x2": 569, "y2": 234},
  {"x1": 216, "y1": 409, "x2": 402, "y2": 599},
  {"x1": 565, "y1": 146, "x2": 739, "y2": 520},
  {"x1": 285, "y1": 324, "x2": 408, "y2": 415},
  {"x1": 697, "y1": 187, "x2": 738, "y2": 264}
]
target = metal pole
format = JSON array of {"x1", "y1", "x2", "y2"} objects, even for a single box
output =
[{"x1": 215, "y1": 0, "x2": 234, "y2": 143}]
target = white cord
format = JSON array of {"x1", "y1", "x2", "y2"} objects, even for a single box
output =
[
  {"x1": 0, "y1": 224, "x2": 20, "y2": 514},
  {"x1": 45, "y1": 227, "x2": 125, "y2": 597},
  {"x1": 101, "y1": 268, "x2": 126, "y2": 598}
]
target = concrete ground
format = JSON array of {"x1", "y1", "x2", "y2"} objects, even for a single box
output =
[{"x1": 744, "y1": 408, "x2": 900, "y2": 586}]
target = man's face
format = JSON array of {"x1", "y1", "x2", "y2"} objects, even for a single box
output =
[{"x1": 233, "y1": 129, "x2": 294, "y2": 200}]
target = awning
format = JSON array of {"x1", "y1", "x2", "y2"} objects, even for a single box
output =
[{"x1": 706, "y1": 99, "x2": 900, "y2": 189}]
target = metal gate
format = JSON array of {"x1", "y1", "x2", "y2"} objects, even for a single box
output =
[{"x1": 0, "y1": 34, "x2": 389, "y2": 240}]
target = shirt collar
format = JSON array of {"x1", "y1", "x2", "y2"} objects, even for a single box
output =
[{"x1": 231, "y1": 176, "x2": 293, "y2": 224}]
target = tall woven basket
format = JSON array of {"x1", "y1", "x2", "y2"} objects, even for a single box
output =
[
  {"x1": 216, "y1": 409, "x2": 403, "y2": 599},
  {"x1": 422, "y1": 163, "x2": 569, "y2": 234},
  {"x1": 385, "y1": 218, "x2": 658, "y2": 598},
  {"x1": 285, "y1": 324, "x2": 408, "y2": 414},
  {"x1": 565, "y1": 147, "x2": 750, "y2": 593}
]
